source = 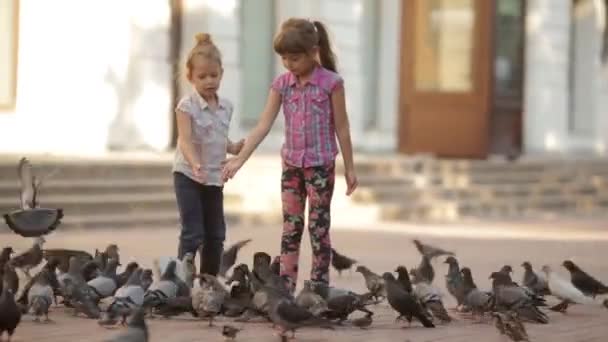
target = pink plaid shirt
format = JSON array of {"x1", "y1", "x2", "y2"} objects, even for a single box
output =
[{"x1": 271, "y1": 66, "x2": 343, "y2": 168}]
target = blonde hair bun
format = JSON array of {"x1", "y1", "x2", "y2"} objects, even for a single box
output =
[{"x1": 195, "y1": 33, "x2": 213, "y2": 45}]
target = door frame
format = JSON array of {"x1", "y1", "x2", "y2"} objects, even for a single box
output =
[{"x1": 397, "y1": 0, "x2": 495, "y2": 158}]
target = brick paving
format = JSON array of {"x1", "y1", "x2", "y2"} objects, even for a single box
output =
[{"x1": 2, "y1": 220, "x2": 608, "y2": 342}]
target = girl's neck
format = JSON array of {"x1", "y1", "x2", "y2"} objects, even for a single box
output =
[
  {"x1": 200, "y1": 92, "x2": 219, "y2": 110},
  {"x1": 294, "y1": 64, "x2": 317, "y2": 86}
]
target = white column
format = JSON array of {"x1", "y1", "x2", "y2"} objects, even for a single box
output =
[{"x1": 524, "y1": 0, "x2": 572, "y2": 154}]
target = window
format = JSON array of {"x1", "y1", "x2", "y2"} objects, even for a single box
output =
[
  {"x1": 603, "y1": 0, "x2": 608, "y2": 63},
  {"x1": 0, "y1": 0, "x2": 19, "y2": 110},
  {"x1": 493, "y1": 0, "x2": 525, "y2": 105},
  {"x1": 239, "y1": 0, "x2": 275, "y2": 128}
]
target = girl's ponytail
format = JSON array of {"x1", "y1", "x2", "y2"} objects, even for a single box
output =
[{"x1": 313, "y1": 21, "x2": 337, "y2": 73}]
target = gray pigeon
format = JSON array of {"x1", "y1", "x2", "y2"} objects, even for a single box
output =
[
  {"x1": 219, "y1": 239, "x2": 252, "y2": 277},
  {"x1": 269, "y1": 298, "x2": 334, "y2": 338},
  {"x1": 88, "y1": 259, "x2": 119, "y2": 302},
  {"x1": 460, "y1": 268, "x2": 493, "y2": 319},
  {"x1": 3, "y1": 158, "x2": 63, "y2": 237},
  {"x1": 413, "y1": 239, "x2": 454, "y2": 259},
  {"x1": 521, "y1": 262, "x2": 549, "y2": 296},
  {"x1": 382, "y1": 272, "x2": 434, "y2": 328},
  {"x1": 411, "y1": 255, "x2": 434, "y2": 284},
  {"x1": 492, "y1": 311, "x2": 530, "y2": 342},
  {"x1": 140, "y1": 269, "x2": 153, "y2": 292},
  {"x1": 0, "y1": 278, "x2": 22, "y2": 341},
  {"x1": 27, "y1": 268, "x2": 54, "y2": 322},
  {"x1": 104, "y1": 308, "x2": 148, "y2": 342},
  {"x1": 490, "y1": 272, "x2": 548, "y2": 324},
  {"x1": 63, "y1": 278, "x2": 101, "y2": 319},
  {"x1": 355, "y1": 265, "x2": 386, "y2": 300},
  {"x1": 101, "y1": 268, "x2": 144, "y2": 326},
  {"x1": 192, "y1": 274, "x2": 228, "y2": 326},
  {"x1": 444, "y1": 256, "x2": 466, "y2": 309},
  {"x1": 144, "y1": 261, "x2": 179, "y2": 309},
  {"x1": 295, "y1": 280, "x2": 329, "y2": 316},
  {"x1": 9, "y1": 237, "x2": 46, "y2": 278}
]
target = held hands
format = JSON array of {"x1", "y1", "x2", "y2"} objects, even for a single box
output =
[
  {"x1": 221, "y1": 156, "x2": 245, "y2": 183},
  {"x1": 192, "y1": 163, "x2": 206, "y2": 183},
  {"x1": 345, "y1": 168, "x2": 358, "y2": 196},
  {"x1": 231, "y1": 138, "x2": 245, "y2": 155}
]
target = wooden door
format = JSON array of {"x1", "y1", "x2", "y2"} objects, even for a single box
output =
[{"x1": 398, "y1": 0, "x2": 494, "y2": 158}]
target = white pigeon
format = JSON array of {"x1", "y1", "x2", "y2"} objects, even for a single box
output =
[{"x1": 541, "y1": 265, "x2": 595, "y2": 305}]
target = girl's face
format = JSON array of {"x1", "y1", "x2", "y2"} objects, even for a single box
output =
[
  {"x1": 189, "y1": 56, "x2": 223, "y2": 100},
  {"x1": 280, "y1": 49, "x2": 318, "y2": 77}
]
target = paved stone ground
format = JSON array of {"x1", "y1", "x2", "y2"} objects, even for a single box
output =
[{"x1": 2, "y1": 220, "x2": 608, "y2": 342}]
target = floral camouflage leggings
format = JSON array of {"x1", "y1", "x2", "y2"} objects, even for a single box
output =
[{"x1": 280, "y1": 161, "x2": 335, "y2": 292}]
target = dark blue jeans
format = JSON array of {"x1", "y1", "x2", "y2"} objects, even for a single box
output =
[{"x1": 173, "y1": 171, "x2": 225, "y2": 276}]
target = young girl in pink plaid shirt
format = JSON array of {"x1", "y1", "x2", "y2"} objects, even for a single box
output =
[{"x1": 222, "y1": 18, "x2": 357, "y2": 293}]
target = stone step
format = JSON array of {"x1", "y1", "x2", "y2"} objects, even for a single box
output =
[
  {"x1": 0, "y1": 161, "x2": 172, "y2": 180},
  {"x1": 379, "y1": 195, "x2": 608, "y2": 221},
  {"x1": 0, "y1": 192, "x2": 242, "y2": 217},
  {"x1": 352, "y1": 182, "x2": 608, "y2": 204},
  {"x1": 0, "y1": 206, "x2": 266, "y2": 233},
  {"x1": 0, "y1": 178, "x2": 174, "y2": 197}
]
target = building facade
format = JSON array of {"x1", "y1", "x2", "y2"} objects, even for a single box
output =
[{"x1": 0, "y1": 0, "x2": 606, "y2": 158}]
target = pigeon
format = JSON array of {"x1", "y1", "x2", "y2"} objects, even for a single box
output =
[
  {"x1": 411, "y1": 254, "x2": 434, "y2": 284},
  {"x1": 521, "y1": 262, "x2": 549, "y2": 296},
  {"x1": 541, "y1": 265, "x2": 595, "y2": 313},
  {"x1": 181, "y1": 252, "x2": 196, "y2": 288},
  {"x1": 59, "y1": 256, "x2": 87, "y2": 296},
  {"x1": 0, "y1": 278, "x2": 22, "y2": 342},
  {"x1": 252, "y1": 252, "x2": 290, "y2": 295},
  {"x1": 270, "y1": 256, "x2": 281, "y2": 276},
  {"x1": 1, "y1": 264, "x2": 19, "y2": 296},
  {"x1": 395, "y1": 266, "x2": 414, "y2": 293},
  {"x1": 0, "y1": 247, "x2": 13, "y2": 270},
  {"x1": 140, "y1": 269, "x2": 153, "y2": 292},
  {"x1": 3, "y1": 158, "x2": 63, "y2": 237},
  {"x1": 460, "y1": 268, "x2": 493, "y2": 318},
  {"x1": 413, "y1": 281, "x2": 452, "y2": 323},
  {"x1": 192, "y1": 274, "x2": 229, "y2": 326},
  {"x1": 355, "y1": 265, "x2": 386, "y2": 300},
  {"x1": 222, "y1": 324, "x2": 241, "y2": 341},
  {"x1": 562, "y1": 260, "x2": 608, "y2": 298},
  {"x1": 489, "y1": 272, "x2": 548, "y2": 324},
  {"x1": 219, "y1": 239, "x2": 252, "y2": 277},
  {"x1": 492, "y1": 311, "x2": 530, "y2": 342},
  {"x1": 87, "y1": 259, "x2": 120, "y2": 302},
  {"x1": 144, "y1": 260, "x2": 180, "y2": 310},
  {"x1": 223, "y1": 264, "x2": 252, "y2": 317},
  {"x1": 444, "y1": 256, "x2": 467, "y2": 309},
  {"x1": 153, "y1": 296, "x2": 198, "y2": 318},
  {"x1": 351, "y1": 312, "x2": 373, "y2": 329},
  {"x1": 295, "y1": 280, "x2": 329, "y2": 316},
  {"x1": 62, "y1": 277, "x2": 101, "y2": 319},
  {"x1": 269, "y1": 298, "x2": 334, "y2": 338},
  {"x1": 9, "y1": 237, "x2": 46, "y2": 278},
  {"x1": 331, "y1": 248, "x2": 357, "y2": 276},
  {"x1": 101, "y1": 268, "x2": 145, "y2": 326},
  {"x1": 413, "y1": 239, "x2": 454, "y2": 259},
  {"x1": 27, "y1": 268, "x2": 54, "y2": 322},
  {"x1": 104, "y1": 307, "x2": 148, "y2": 342},
  {"x1": 324, "y1": 292, "x2": 375, "y2": 323},
  {"x1": 117, "y1": 262, "x2": 140, "y2": 288},
  {"x1": 17, "y1": 257, "x2": 60, "y2": 306},
  {"x1": 382, "y1": 272, "x2": 434, "y2": 328},
  {"x1": 43, "y1": 248, "x2": 93, "y2": 274}
]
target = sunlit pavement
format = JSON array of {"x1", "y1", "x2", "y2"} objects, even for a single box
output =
[{"x1": 3, "y1": 219, "x2": 608, "y2": 341}]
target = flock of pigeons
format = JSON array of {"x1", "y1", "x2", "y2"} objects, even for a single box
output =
[
  {"x1": 1, "y1": 236, "x2": 607, "y2": 341},
  {"x1": 1, "y1": 158, "x2": 608, "y2": 342}
]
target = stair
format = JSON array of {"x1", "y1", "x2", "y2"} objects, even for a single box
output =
[
  {"x1": 0, "y1": 157, "x2": 254, "y2": 232},
  {"x1": 343, "y1": 156, "x2": 608, "y2": 221}
]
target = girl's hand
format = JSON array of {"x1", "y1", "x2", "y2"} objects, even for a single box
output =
[
  {"x1": 345, "y1": 168, "x2": 358, "y2": 196},
  {"x1": 192, "y1": 163, "x2": 206, "y2": 183},
  {"x1": 232, "y1": 139, "x2": 245, "y2": 155},
  {"x1": 222, "y1": 156, "x2": 245, "y2": 182}
]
